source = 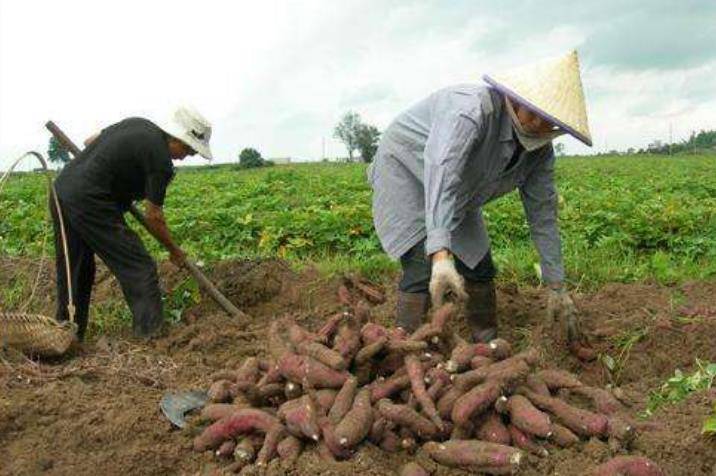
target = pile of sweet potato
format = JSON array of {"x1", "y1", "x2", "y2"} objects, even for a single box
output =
[{"x1": 191, "y1": 287, "x2": 663, "y2": 475}]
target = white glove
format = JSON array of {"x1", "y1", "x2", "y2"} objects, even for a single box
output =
[
  {"x1": 429, "y1": 256, "x2": 468, "y2": 306},
  {"x1": 547, "y1": 287, "x2": 583, "y2": 344}
]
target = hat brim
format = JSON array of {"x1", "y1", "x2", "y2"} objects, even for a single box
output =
[
  {"x1": 483, "y1": 74, "x2": 593, "y2": 147},
  {"x1": 158, "y1": 121, "x2": 213, "y2": 160}
]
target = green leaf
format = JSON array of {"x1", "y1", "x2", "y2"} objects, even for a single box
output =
[{"x1": 702, "y1": 415, "x2": 716, "y2": 436}]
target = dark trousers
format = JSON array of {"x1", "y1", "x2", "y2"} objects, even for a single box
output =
[
  {"x1": 399, "y1": 240, "x2": 497, "y2": 294},
  {"x1": 51, "y1": 198, "x2": 163, "y2": 340}
]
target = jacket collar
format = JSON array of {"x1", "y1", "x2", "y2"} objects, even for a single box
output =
[{"x1": 498, "y1": 99, "x2": 515, "y2": 143}]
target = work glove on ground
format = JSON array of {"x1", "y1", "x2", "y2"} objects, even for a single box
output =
[
  {"x1": 429, "y1": 255, "x2": 468, "y2": 306},
  {"x1": 547, "y1": 287, "x2": 585, "y2": 345}
]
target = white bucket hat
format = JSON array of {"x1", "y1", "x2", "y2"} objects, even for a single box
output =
[
  {"x1": 159, "y1": 106, "x2": 213, "y2": 160},
  {"x1": 483, "y1": 50, "x2": 592, "y2": 147}
]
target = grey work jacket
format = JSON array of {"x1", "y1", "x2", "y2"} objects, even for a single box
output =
[{"x1": 367, "y1": 84, "x2": 564, "y2": 283}]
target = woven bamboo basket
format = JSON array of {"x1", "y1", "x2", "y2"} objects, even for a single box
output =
[
  {"x1": 1, "y1": 151, "x2": 78, "y2": 357},
  {"x1": 0, "y1": 313, "x2": 78, "y2": 357}
]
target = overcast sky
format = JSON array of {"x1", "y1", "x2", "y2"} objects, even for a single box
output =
[{"x1": 1, "y1": 0, "x2": 714, "y2": 170}]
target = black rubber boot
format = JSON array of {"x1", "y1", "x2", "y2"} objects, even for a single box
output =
[
  {"x1": 465, "y1": 280, "x2": 497, "y2": 343},
  {"x1": 396, "y1": 291, "x2": 429, "y2": 333}
]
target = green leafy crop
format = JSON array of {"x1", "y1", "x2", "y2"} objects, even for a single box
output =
[
  {"x1": 2, "y1": 155, "x2": 716, "y2": 287},
  {"x1": 643, "y1": 359, "x2": 716, "y2": 417}
]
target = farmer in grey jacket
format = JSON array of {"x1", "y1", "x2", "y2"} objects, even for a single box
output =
[{"x1": 368, "y1": 51, "x2": 592, "y2": 348}]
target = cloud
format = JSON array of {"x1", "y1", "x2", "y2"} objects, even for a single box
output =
[{"x1": 0, "y1": 0, "x2": 714, "y2": 170}]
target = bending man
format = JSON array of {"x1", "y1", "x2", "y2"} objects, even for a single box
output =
[
  {"x1": 368, "y1": 51, "x2": 591, "y2": 346},
  {"x1": 52, "y1": 106, "x2": 213, "y2": 340}
]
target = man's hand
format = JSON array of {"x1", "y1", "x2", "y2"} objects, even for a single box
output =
[
  {"x1": 143, "y1": 202, "x2": 185, "y2": 268},
  {"x1": 547, "y1": 285, "x2": 584, "y2": 344},
  {"x1": 429, "y1": 250, "x2": 468, "y2": 306}
]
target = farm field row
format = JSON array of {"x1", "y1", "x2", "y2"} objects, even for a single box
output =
[{"x1": 1, "y1": 154, "x2": 715, "y2": 287}]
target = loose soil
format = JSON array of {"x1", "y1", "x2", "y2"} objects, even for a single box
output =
[{"x1": 1, "y1": 257, "x2": 715, "y2": 475}]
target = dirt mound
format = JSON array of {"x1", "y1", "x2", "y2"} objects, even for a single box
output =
[{"x1": 1, "y1": 261, "x2": 716, "y2": 475}]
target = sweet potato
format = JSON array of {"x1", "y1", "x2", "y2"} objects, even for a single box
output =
[
  {"x1": 426, "y1": 377, "x2": 447, "y2": 402},
  {"x1": 256, "y1": 424, "x2": 285, "y2": 466},
  {"x1": 426, "y1": 366, "x2": 451, "y2": 386},
  {"x1": 297, "y1": 340, "x2": 347, "y2": 370},
  {"x1": 350, "y1": 277, "x2": 386, "y2": 304},
  {"x1": 451, "y1": 380, "x2": 503, "y2": 427},
  {"x1": 257, "y1": 362, "x2": 282, "y2": 387},
  {"x1": 278, "y1": 395, "x2": 320, "y2": 441},
  {"x1": 377, "y1": 399, "x2": 438, "y2": 439},
  {"x1": 335, "y1": 388, "x2": 373, "y2": 448},
  {"x1": 592, "y1": 456, "x2": 665, "y2": 476},
  {"x1": 354, "y1": 337, "x2": 387, "y2": 364},
  {"x1": 450, "y1": 420, "x2": 474, "y2": 439},
  {"x1": 571, "y1": 385, "x2": 625, "y2": 416},
  {"x1": 316, "y1": 312, "x2": 347, "y2": 343},
  {"x1": 233, "y1": 436, "x2": 256, "y2": 464},
  {"x1": 445, "y1": 335, "x2": 477, "y2": 373},
  {"x1": 405, "y1": 353, "x2": 443, "y2": 429},
  {"x1": 422, "y1": 440, "x2": 523, "y2": 473},
  {"x1": 360, "y1": 322, "x2": 389, "y2": 345},
  {"x1": 487, "y1": 338, "x2": 513, "y2": 360},
  {"x1": 368, "y1": 416, "x2": 388, "y2": 443},
  {"x1": 277, "y1": 352, "x2": 348, "y2": 388},
  {"x1": 431, "y1": 302, "x2": 457, "y2": 329},
  {"x1": 525, "y1": 374, "x2": 551, "y2": 397},
  {"x1": 313, "y1": 389, "x2": 338, "y2": 414},
  {"x1": 201, "y1": 403, "x2": 246, "y2": 422},
  {"x1": 520, "y1": 388, "x2": 608, "y2": 438},
  {"x1": 376, "y1": 351, "x2": 407, "y2": 376},
  {"x1": 353, "y1": 299, "x2": 371, "y2": 327},
  {"x1": 276, "y1": 434, "x2": 303, "y2": 465},
  {"x1": 536, "y1": 369, "x2": 584, "y2": 390},
  {"x1": 337, "y1": 284, "x2": 354, "y2": 307},
  {"x1": 607, "y1": 416, "x2": 636, "y2": 444},
  {"x1": 207, "y1": 379, "x2": 234, "y2": 403},
  {"x1": 455, "y1": 351, "x2": 534, "y2": 391},
  {"x1": 333, "y1": 319, "x2": 361, "y2": 361},
  {"x1": 506, "y1": 424, "x2": 547, "y2": 458},
  {"x1": 548, "y1": 423, "x2": 580, "y2": 448},
  {"x1": 386, "y1": 339, "x2": 429, "y2": 353},
  {"x1": 193, "y1": 409, "x2": 281, "y2": 451},
  {"x1": 246, "y1": 382, "x2": 283, "y2": 406},
  {"x1": 235, "y1": 357, "x2": 260, "y2": 384},
  {"x1": 215, "y1": 440, "x2": 236, "y2": 458},
  {"x1": 210, "y1": 369, "x2": 238, "y2": 382},
  {"x1": 470, "y1": 355, "x2": 494, "y2": 370},
  {"x1": 569, "y1": 342, "x2": 597, "y2": 362},
  {"x1": 495, "y1": 395, "x2": 552, "y2": 438},
  {"x1": 399, "y1": 462, "x2": 430, "y2": 476},
  {"x1": 371, "y1": 373, "x2": 411, "y2": 402},
  {"x1": 409, "y1": 323, "x2": 442, "y2": 343},
  {"x1": 318, "y1": 417, "x2": 352, "y2": 460},
  {"x1": 379, "y1": 428, "x2": 401, "y2": 453},
  {"x1": 288, "y1": 323, "x2": 319, "y2": 347},
  {"x1": 329, "y1": 376, "x2": 358, "y2": 424},
  {"x1": 476, "y1": 410, "x2": 512, "y2": 445},
  {"x1": 436, "y1": 385, "x2": 465, "y2": 419}
]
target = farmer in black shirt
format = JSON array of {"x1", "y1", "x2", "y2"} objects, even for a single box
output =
[{"x1": 52, "y1": 106, "x2": 213, "y2": 340}]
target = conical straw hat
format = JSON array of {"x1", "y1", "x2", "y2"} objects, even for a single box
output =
[{"x1": 483, "y1": 50, "x2": 592, "y2": 146}]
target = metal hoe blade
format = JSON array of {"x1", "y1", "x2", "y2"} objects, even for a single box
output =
[{"x1": 160, "y1": 390, "x2": 208, "y2": 428}]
